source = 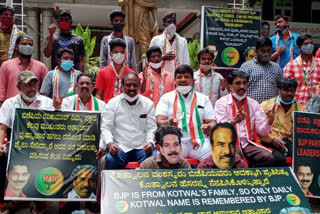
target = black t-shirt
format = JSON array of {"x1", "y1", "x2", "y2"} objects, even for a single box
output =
[{"x1": 46, "y1": 32, "x2": 86, "y2": 70}]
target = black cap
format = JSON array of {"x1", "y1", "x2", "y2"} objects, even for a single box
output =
[
  {"x1": 57, "y1": 8, "x2": 72, "y2": 18},
  {"x1": 109, "y1": 9, "x2": 125, "y2": 21}
]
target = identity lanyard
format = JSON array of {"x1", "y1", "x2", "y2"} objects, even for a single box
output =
[
  {"x1": 232, "y1": 97, "x2": 257, "y2": 156},
  {"x1": 297, "y1": 56, "x2": 316, "y2": 87},
  {"x1": 52, "y1": 67, "x2": 76, "y2": 98},
  {"x1": 19, "y1": 95, "x2": 40, "y2": 109},
  {"x1": 199, "y1": 71, "x2": 213, "y2": 99},
  {"x1": 276, "y1": 32, "x2": 294, "y2": 65},
  {"x1": 163, "y1": 31, "x2": 180, "y2": 69},
  {"x1": 173, "y1": 90, "x2": 205, "y2": 149},
  {"x1": 111, "y1": 62, "x2": 125, "y2": 97},
  {"x1": 274, "y1": 96, "x2": 297, "y2": 139},
  {"x1": 149, "y1": 66, "x2": 165, "y2": 100},
  {"x1": 73, "y1": 95, "x2": 99, "y2": 111}
]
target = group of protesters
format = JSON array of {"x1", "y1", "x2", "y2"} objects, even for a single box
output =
[{"x1": 0, "y1": 4, "x2": 319, "y2": 214}]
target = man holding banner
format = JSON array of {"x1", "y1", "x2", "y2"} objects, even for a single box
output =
[
  {"x1": 0, "y1": 6, "x2": 24, "y2": 66},
  {"x1": 215, "y1": 70, "x2": 276, "y2": 167},
  {"x1": 156, "y1": 64, "x2": 216, "y2": 161},
  {"x1": 0, "y1": 71, "x2": 52, "y2": 213}
]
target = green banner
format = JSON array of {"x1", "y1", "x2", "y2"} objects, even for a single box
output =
[
  {"x1": 101, "y1": 168, "x2": 312, "y2": 214},
  {"x1": 5, "y1": 108, "x2": 100, "y2": 201},
  {"x1": 201, "y1": 6, "x2": 261, "y2": 68},
  {"x1": 293, "y1": 111, "x2": 320, "y2": 198}
]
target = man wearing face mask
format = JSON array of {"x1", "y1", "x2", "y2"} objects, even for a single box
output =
[
  {"x1": 40, "y1": 48, "x2": 81, "y2": 108},
  {"x1": 99, "y1": 10, "x2": 136, "y2": 71},
  {"x1": 139, "y1": 46, "x2": 174, "y2": 107},
  {"x1": 95, "y1": 38, "x2": 135, "y2": 104},
  {"x1": 215, "y1": 70, "x2": 276, "y2": 167},
  {"x1": 260, "y1": 78, "x2": 305, "y2": 166},
  {"x1": 0, "y1": 6, "x2": 24, "y2": 66},
  {"x1": 43, "y1": 8, "x2": 85, "y2": 71},
  {"x1": 240, "y1": 37, "x2": 282, "y2": 104},
  {"x1": 270, "y1": 15, "x2": 300, "y2": 70},
  {"x1": 156, "y1": 64, "x2": 216, "y2": 161},
  {"x1": 99, "y1": 72, "x2": 157, "y2": 169},
  {"x1": 0, "y1": 71, "x2": 52, "y2": 213},
  {"x1": 150, "y1": 12, "x2": 190, "y2": 77},
  {"x1": 284, "y1": 34, "x2": 320, "y2": 106},
  {"x1": 0, "y1": 35, "x2": 47, "y2": 107},
  {"x1": 194, "y1": 48, "x2": 228, "y2": 108}
]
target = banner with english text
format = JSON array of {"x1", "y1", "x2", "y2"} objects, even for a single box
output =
[
  {"x1": 4, "y1": 108, "x2": 100, "y2": 201},
  {"x1": 201, "y1": 6, "x2": 261, "y2": 68},
  {"x1": 101, "y1": 168, "x2": 312, "y2": 214},
  {"x1": 293, "y1": 111, "x2": 320, "y2": 198}
]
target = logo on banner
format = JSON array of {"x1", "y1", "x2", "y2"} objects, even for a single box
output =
[
  {"x1": 221, "y1": 47, "x2": 239, "y2": 66},
  {"x1": 115, "y1": 200, "x2": 129, "y2": 213},
  {"x1": 286, "y1": 194, "x2": 301, "y2": 206},
  {"x1": 35, "y1": 167, "x2": 64, "y2": 195}
]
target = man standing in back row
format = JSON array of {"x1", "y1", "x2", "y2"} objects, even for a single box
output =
[
  {"x1": 150, "y1": 12, "x2": 189, "y2": 76},
  {"x1": 43, "y1": 8, "x2": 85, "y2": 71}
]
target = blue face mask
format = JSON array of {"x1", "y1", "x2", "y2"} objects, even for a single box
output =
[
  {"x1": 279, "y1": 97, "x2": 295, "y2": 105},
  {"x1": 61, "y1": 60, "x2": 74, "y2": 71}
]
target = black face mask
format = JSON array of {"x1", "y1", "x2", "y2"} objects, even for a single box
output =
[
  {"x1": 113, "y1": 23, "x2": 125, "y2": 32},
  {"x1": 277, "y1": 25, "x2": 288, "y2": 35}
]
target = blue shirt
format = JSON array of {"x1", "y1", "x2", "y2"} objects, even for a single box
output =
[{"x1": 270, "y1": 32, "x2": 300, "y2": 70}]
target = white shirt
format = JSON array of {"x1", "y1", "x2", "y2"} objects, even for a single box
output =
[
  {"x1": 0, "y1": 93, "x2": 53, "y2": 129},
  {"x1": 156, "y1": 90, "x2": 216, "y2": 144},
  {"x1": 61, "y1": 94, "x2": 106, "y2": 149},
  {"x1": 101, "y1": 94, "x2": 157, "y2": 152},
  {"x1": 150, "y1": 33, "x2": 190, "y2": 76},
  {"x1": 194, "y1": 70, "x2": 228, "y2": 108},
  {"x1": 67, "y1": 188, "x2": 96, "y2": 199}
]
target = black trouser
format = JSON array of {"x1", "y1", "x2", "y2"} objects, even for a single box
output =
[{"x1": 271, "y1": 138, "x2": 293, "y2": 167}]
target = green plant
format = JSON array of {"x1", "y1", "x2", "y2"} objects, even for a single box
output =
[
  {"x1": 73, "y1": 24, "x2": 99, "y2": 81},
  {"x1": 245, "y1": 0, "x2": 263, "y2": 8},
  {"x1": 188, "y1": 40, "x2": 201, "y2": 71}
]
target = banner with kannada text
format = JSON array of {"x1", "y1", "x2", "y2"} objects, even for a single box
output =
[
  {"x1": 201, "y1": 6, "x2": 261, "y2": 68},
  {"x1": 293, "y1": 111, "x2": 320, "y2": 198},
  {"x1": 101, "y1": 168, "x2": 312, "y2": 214},
  {"x1": 5, "y1": 108, "x2": 100, "y2": 201}
]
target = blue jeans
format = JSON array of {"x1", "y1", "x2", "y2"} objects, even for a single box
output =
[{"x1": 105, "y1": 148, "x2": 157, "y2": 169}]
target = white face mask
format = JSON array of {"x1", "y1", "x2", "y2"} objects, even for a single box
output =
[
  {"x1": 176, "y1": 86, "x2": 192, "y2": 95},
  {"x1": 20, "y1": 91, "x2": 36, "y2": 102},
  {"x1": 166, "y1": 23, "x2": 176, "y2": 40},
  {"x1": 149, "y1": 61, "x2": 163, "y2": 69},
  {"x1": 112, "y1": 53, "x2": 125, "y2": 64},
  {"x1": 123, "y1": 93, "x2": 139, "y2": 102},
  {"x1": 19, "y1": 45, "x2": 33, "y2": 56},
  {"x1": 232, "y1": 92, "x2": 246, "y2": 101}
]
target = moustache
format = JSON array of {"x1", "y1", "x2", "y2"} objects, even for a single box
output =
[
  {"x1": 14, "y1": 180, "x2": 26, "y2": 184},
  {"x1": 168, "y1": 152, "x2": 179, "y2": 156},
  {"x1": 301, "y1": 180, "x2": 310, "y2": 183},
  {"x1": 237, "y1": 88, "x2": 245, "y2": 93},
  {"x1": 220, "y1": 153, "x2": 234, "y2": 160},
  {"x1": 81, "y1": 87, "x2": 89, "y2": 92},
  {"x1": 80, "y1": 186, "x2": 89, "y2": 191}
]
